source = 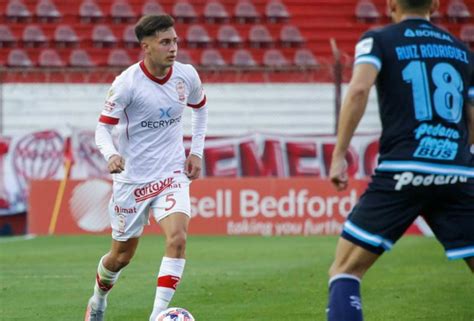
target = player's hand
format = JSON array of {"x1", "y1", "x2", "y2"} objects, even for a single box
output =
[
  {"x1": 185, "y1": 154, "x2": 202, "y2": 180},
  {"x1": 108, "y1": 154, "x2": 125, "y2": 174},
  {"x1": 329, "y1": 154, "x2": 348, "y2": 191}
]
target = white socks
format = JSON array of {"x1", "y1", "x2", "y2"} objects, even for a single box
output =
[
  {"x1": 149, "y1": 257, "x2": 186, "y2": 321},
  {"x1": 90, "y1": 255, "x2": 121, "y2": 311}
]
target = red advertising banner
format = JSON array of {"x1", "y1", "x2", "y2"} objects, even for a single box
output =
[{"x1": 29, "y1": 178, "x2": 429, "y2": 236}]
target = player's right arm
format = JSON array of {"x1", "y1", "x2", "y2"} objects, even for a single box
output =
[
  {"x1": 95, "y1": 75, "x2": 131, "y2": 174},
  {"x1": 330, "y1": 32, "x2": 381, "y2": 191},
  {"x1": 330, "y1": 64, "x2": 378, "y2": 190}
]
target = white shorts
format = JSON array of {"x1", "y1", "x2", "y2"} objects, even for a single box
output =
[{"x1": 109, "y1": 174, "x2": 191, "y2": 241}]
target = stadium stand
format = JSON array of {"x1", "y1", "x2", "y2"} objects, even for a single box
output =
[
  {"x1": 186, "y1": 24, "x2": 213, "y2": 48},
  {"x1": 22, "y1": 25, "x2": 48, "y2": 48},
  {"x1": 217, "y1": 25, "x2": 243, "y2": 48},
  {"x1": 460, "y1": 24, "x2": 474, "y2": 46},
  {"x1": 249, "y1": 24, "x2": 274, "y2": 48},
  {"x1": 234, "y1": 0, "x2": 261, "y2": 23},
  {"x1": 0, "y1": 0, "x2": 472, "y2": 83},
  {"x1": 0, "y1": 25, "x2": 17, "y2": 48},
  {"x1": 355, "y1": 0, "x2": 381, "y2": 22},
  {"x1": 69, "y1": 49, "x2": 96, "y2": 67},
  {"x1": 38, "y1": 48, "x2": 65, "y2": 67},
  {"x1": 79, "y1": 0, "x2": 104, "y2": 23},
  {"x1": 7, "y1": 49, "x2": 33, "y2": 67},
  {"x1": 6, "y1": 0, "x2": 32, "y2": 22},
  {"x1": 447, "y1": 0, "x2": 471, "y2": 21},
  {"x1": 35, "y1": 0, "x2": 62, "y2": 22},
  {"x1": 200, "y1": 48, "x2": 227, "y2": 67},
  {"x1": 107, "y1": 48, "x2": 131, "y2": 67},
  {"x1": 172, "y1": 1, "x2": 198, "y2": 23},
  {"x1": 141, "y1": 0, "x2": 165, "y2": 15},
  {"x1": 232, "y1": 48, "x2": 257, "y2": 67},
  {"x1": 203, "y1": 0, "x2": 230, "y2": 24},
  {"x1": 280, "y1": 25, "x2": 304, "y2": 47},
  {"x1": 110, "y1": 0, "x2": 137, "y2": 23},
  {"x1": 54, "y1": 24, "x2": 79, "y2": 48},
  {"x1": 265, "y1": 0, "x2": 290, "y2": 23}
]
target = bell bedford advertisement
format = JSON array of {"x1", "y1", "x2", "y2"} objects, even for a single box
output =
[{"x1": 1, "y1": 129, "x2": 432, "y2": 236}]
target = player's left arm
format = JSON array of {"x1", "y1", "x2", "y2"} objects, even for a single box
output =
[{"x1": 185, "y1": 67, "x2": 208, "y2": 180}]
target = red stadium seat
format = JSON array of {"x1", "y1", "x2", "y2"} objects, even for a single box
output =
[
  {"x1": 204, "y1": 1, "x2": 229, "y2": 23},
  {"x1": 263, "y1": 49, "x2": 289, "y2": 68},
  {"x1": 172, "y1": 1, "x2": 198, "y2": 23},
  {"x1": 460, "y1": 24, "x2": 474, "y2": 46},
  {"x1": 200, "y1": 49, "x2": 227, "y2": 67},
  {"x1": 232, "y1": 49, "x2": 257, "y2": 67},
  {"x1": 54, "y1": 25, "x2": 79, "y2": 48},
  {"x1": 69, "y1": 49, "x2": 96, "y2": 67},
  {"x1": 36, "y1": 0, "x2": 62, "y2": 22},
  {"x1": 80, "y1": 0, "x2": 104, "y2": 23},
  {"x1": 217, "y1": 25, "x2": 243, "y2": 48},
  {"x1": 176, "y1": 49, "x2": 195, "y2": 65},
  {"x1": 22, "y1": 25, "x2": 48, "y2": 48},
  {"x1": 447, "y1": 0, "x2": 471, "y2": 21},
  {"x1": 123, "y1": 25, "x2": 138, "y2": 48},
  {"x1": 265, "y1": 0, "x2": 290, "y2": 23},
  {"x1": 294, "y1": 49, "x2": 319, "y2": 69},
  {"x1": 142, "y1": 0, "x2": 165, "y2": 15},
  {"x1": 280, "y1": 25, "x2": 305, "y2": 48},
  {"x1": 249, "y1": 25, "x2": 274, "y2": 48},
  {"x1": 234, "y1": 0, "x2": 260, "y2": 23},
  {"x1": 108, "y1": 49, "x2": 132, "y2": 67},
  {"x1": 92, "y1": 25, "x2": 117, "y2": 48},
  {"x1": 7, "y1": 49, "x2": 33, "y2": 67},
  {"x1": 355, "y1": 0, "x2": 380, "y2": 22},
  {"x1": 110, "y1": 0, "x2": 136, "y2": 23},
  {"x1": 6, "y1": 0, "x2": 32, "y2": 22},
  {"x1": 186, "y1": 25, "x2": 212, "y2": 48},
  {"x1": 38, "y1": 49, "x2": 65, "y2": 67},
  {"x1": 0, "y1": 25, "x2": 17, "y2": 48}
]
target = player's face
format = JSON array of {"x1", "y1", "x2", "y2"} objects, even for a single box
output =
[{"x1": 143, "y1": 27, "x2": 178, "y2": 69}]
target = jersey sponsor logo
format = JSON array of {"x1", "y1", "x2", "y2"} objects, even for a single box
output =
[
  {"x1": 114, "y1": 205, "x2": 137, "y2": 215},
  {"x1": 393, "y1": 171, "x2": 467, "y2": 190},
  {"x1": 404, "y1": 28, "x2": 452, "y2": 42},
  {"x1": 404, "y1": 29, "x2": 416, "y2": 37},
  {"x1": 413, "y1": 123, "x2": 460, "y2": 161},
  {"x1": 134, "y1": 177, "x2": 175, "y2": 202},
  {"x1": 159, "y1": 107, "x2": 172, "y2": 118},
  {"x1": 355, "y1": 37, "x2": 374, "y2": 57},
  {"x1": 140, "y1": 116, "x2": 182, "y2": 129},
  {"x1": 133, "y1": 178, "x2": 182, "y2": 202},
  {"x1": 176, "y1": 80, "x2": 186, "y2": 102}
]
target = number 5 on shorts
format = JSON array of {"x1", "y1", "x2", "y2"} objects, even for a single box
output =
[{"x1": 165, "y1": 193, "x2": 176, "y2": 211}]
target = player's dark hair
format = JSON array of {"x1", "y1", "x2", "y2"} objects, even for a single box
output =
[
  {"x1": 397, "y1": 0, "x2": 433, "y2": 12},
  {"x1": 134, "y1": 15, "x2": 175, "y2": 42}
]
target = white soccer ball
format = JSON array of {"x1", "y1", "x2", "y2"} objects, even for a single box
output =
[{"x1": 156, "y1": 307, "x2": 195, "y2": 321}]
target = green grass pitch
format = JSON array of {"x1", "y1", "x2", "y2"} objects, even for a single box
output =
[{"x1": 1, "y1": 235, "x2": 473, "y2": 321}]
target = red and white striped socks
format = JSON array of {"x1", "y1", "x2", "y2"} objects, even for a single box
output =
[
  {"x1": 90, "y1": 256, "x2": 121, "y2": 311},
  {"x1": 149, "y1": 257, "x2": 186, "y2": 321}
]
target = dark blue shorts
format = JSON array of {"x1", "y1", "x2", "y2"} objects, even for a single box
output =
[{"x1": 342, "y1": 171, "x2": 474, "y2": 260}]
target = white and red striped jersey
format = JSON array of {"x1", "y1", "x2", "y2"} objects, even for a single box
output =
[{"x1": 96, "y1": 60, "x2": 207, "y2": 183}]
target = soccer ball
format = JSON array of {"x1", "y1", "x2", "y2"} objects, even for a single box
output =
[{"x1": 156, "y1": 307, "x2": 195, "y2": 321}]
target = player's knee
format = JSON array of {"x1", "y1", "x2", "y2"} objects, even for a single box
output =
[
  {"x1": 166, "y1": 231, "x2": 187, "y2": 256},
  {"x1": 328, "y1": 260, "x2": 367, "y2": 279}
]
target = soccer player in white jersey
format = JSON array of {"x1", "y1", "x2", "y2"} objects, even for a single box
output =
[{"x1": 84, "y1": 15, "x2": 208, "y2": 321}]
